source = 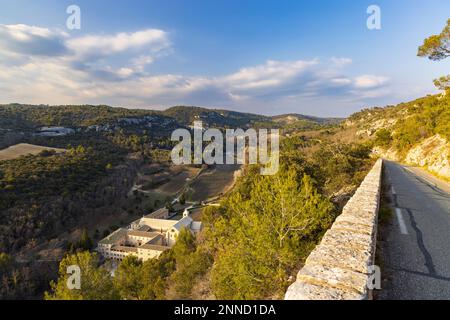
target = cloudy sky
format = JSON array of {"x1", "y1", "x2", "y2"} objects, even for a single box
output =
[{"x1": 0, "y1": 0, "x2": 449, "y2": 116}]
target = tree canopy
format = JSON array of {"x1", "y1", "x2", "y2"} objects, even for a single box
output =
[
  {"x1": 418, "y1": 19, "x2": 450, "y2": 61},
  {"x1": 45, "y1": 251, "x2": 118, "y2": 300},
  {"x1": 205, "y1": 170, "x2": 334, "y2": 299},
  {"x1": 418, "y1": 19, "x2": 450, "y2": 92}
]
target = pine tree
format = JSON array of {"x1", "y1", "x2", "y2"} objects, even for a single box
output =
[{"x1": 45, "y1": 251, "x2": 118, "y2": 300}]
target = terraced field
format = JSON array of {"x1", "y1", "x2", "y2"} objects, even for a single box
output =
[
  {"x1": 189, "y1": 164, "x2": 241, "y2": 202},
  {"x1": 0, "y1": 143, "x2": 66, "y2": 161}
]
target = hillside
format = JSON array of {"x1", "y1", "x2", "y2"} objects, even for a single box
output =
[
  {"x1": 0, "y1": 104, "x2": 339, "y2": 149},
  {"x1": 0, "y1": 104, "x2": 160, "y2": 129},
  {"x1": 272, "y1": 113, "x2": 342, "y2": 125},
  {"x1": 0, "y1": 104, "x2": 338, "y2": 128},
  {"x1": 342, "y1": 93, "x2": 450, "y2": 179},
  {"x1": 0, "y1": 103, "x2": 356, "y2": 300},
  {"x1": 2, "y1": 95, "x2": 448, "y2": 300},
  {"x1": 162, "y1": 106, "x2": 269, "y2": 128},
  {"x1": 163, "y1": 106, "x2": 342, "y2": 128}
]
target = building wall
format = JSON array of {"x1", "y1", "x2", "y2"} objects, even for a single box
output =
[
  {"x1": 166, "y1": 228, "x2": 179, "y2": 247},
  {"x1": 97, "y1": 209, "x2": 203, "y2": 262},
  {"x1": 128, "y1": 234, "x2": 155, "y2": 246},
  {"x1": 137, "y1": 248, "x2": 164, "y2": 260},
  {"x1": 147, "y1": 208, "x2": 170, "y2": 219}
]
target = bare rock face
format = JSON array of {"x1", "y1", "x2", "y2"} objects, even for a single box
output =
[
  {"x1": 405, "y1": 135, "x2": 450, "y2": 179},
  {"x1": 356, "y1": 118, "x2": 398, "y2": 137},
  {"x1": 371, "y1": 146, "x2": 401, "y2": 161}
]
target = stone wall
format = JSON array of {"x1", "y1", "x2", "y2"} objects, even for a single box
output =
[{"x1": 285, "y1": 159, "x2": 383, "y2": 300}]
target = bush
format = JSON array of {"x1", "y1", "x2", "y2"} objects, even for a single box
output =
[{"x1": 375, "y1": 129, "x2": 393, "y2": 147}]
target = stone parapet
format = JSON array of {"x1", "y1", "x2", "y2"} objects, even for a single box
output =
[{"x1": 285, "y1": 159, "x2": 383, "y2": 300}]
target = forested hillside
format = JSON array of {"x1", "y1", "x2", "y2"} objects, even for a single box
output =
[
  {"x1": 0, "y1": 104, "x2": 339, "y2": 143},
  {"x1": 2, "y1": 92, "x2": 448, "y2": 300},
  {"x1": 42, "y1": 89, "x2": 450, "y2": 301},
  {"x1": 5, "y1": 89, "x2": 449, "y2": 300},
  {"x1": 45, "y1": 128, "x2": 373, "y2": 300},
  {"x1": 344, "y1": 93, "x2": 450, "y2": 178},
  {"x1": 0, "y1": 102, "x2": 345, "y2": 299},
  {"x1": 0, "y1": 104, "x2": 158, "y2": 129},
  {"x1": 348, "y1": 94, "x2": 449, "y2": 148}
]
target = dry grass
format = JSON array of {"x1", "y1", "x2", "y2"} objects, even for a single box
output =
[
  {"x1": 138, "y1": 164, "x2": 201, "y2": 195},
  {"x1": 0, "y1": 143, "x2": 65, "y2": 161},
  {"x1": 189, "y1": 164, "x2": 240, "y2": 202},
  {"x1": 155, "y1": 166, "x2": 200, "y2": 194}
]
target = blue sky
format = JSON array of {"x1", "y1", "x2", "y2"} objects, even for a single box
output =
[{"x1": 0, "y1": 0, "x2": 448, "y2": 116}]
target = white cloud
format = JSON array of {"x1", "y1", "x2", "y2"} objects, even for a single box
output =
[
  {"x1": 223, "y1": 59, "x2": 319, "y2": 89},
  {"x1": 354, "y1": 75, "x2": 389, "y2": 89},
  {"x1": 132, "y1": 55, "x2": 156, "y2": 72},
  {"x1": 0, "y1": 24, "x2": 67, "y2": 41},
  {"x1": 0, "y1": 24, "x2": 171, "y2": 80},
  {"x1": 331, "y1": 57, "x2": 352, "y2": 67},
  {"x1": 0, "y1": 24, "x2": 68, "y2": 57},
  {"x1": 66, "y1": 29, "x2": 170, "y2": 61},
  {"x1": 331, "y1": 78, "x2": 352, "y2": 85},
  {"x1": 0, "y1": 24, "x2": 393, "y2": 115}
]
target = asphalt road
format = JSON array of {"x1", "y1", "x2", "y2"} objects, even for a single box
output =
[{"x1": 377, "y1": 160, "x2": 450, "y2": 300}]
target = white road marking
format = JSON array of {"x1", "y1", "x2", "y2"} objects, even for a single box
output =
[
  {"x1": 395, "y1": 208, "x2": 408, "y2": 235},
  {"x1": 391, "y1": 186, "x2": 396, "y2": 195}
]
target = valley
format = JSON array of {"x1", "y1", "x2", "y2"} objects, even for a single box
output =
[
  {"x1": 0, "y1": 93, "x2": 448, "y2": 300},
  {"x1": 0, "y1": 0, "x2": 448, "y2": 307},
  {"x1": 0, "y1": 104, "x2": 355, "y2": 299},
  {"x1": 0, "y1": 103, "x2": 369, "y2": 299}
]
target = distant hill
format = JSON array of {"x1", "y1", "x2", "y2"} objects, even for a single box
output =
[
  {"x1": 162, "y1": 106, "x2": 342, "y2": 130},
  {"x1": 272, "y1": 113, "x2": 342, "y2": 125},
  {"x1": 0, "y1": 104, "x2": 160, "y2": 129},
  {"x1": 0, "y1": 103, "x2": 340, "y2": 131},
  {"x1": 161, "y1": 106, "x2": 269, "y2": 128}
]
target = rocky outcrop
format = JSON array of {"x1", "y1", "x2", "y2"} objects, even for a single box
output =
[
  {"x1": 371, "y1": 146, "x2": 401, "y2": 162},
  {"x1": 285, "y1": 159, "x2": 382, "y2": 300},
  {"x1": 355, "y1": 118, "x2": 398, "y2": 137},
  {"x1": 371, "y1": 135, "x2": 450, "y2": 180},
  {"x1": 405, "y1": 135, "x2": 450, "y2": 179}
]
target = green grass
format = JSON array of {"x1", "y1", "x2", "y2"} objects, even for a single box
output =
[{"x1": 378, "y1": 205, "x2": 393, "y2": 225}]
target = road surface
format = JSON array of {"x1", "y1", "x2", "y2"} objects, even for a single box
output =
[{"x1": 377, "y1": 160, "x2": 450, "y2": 299}]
